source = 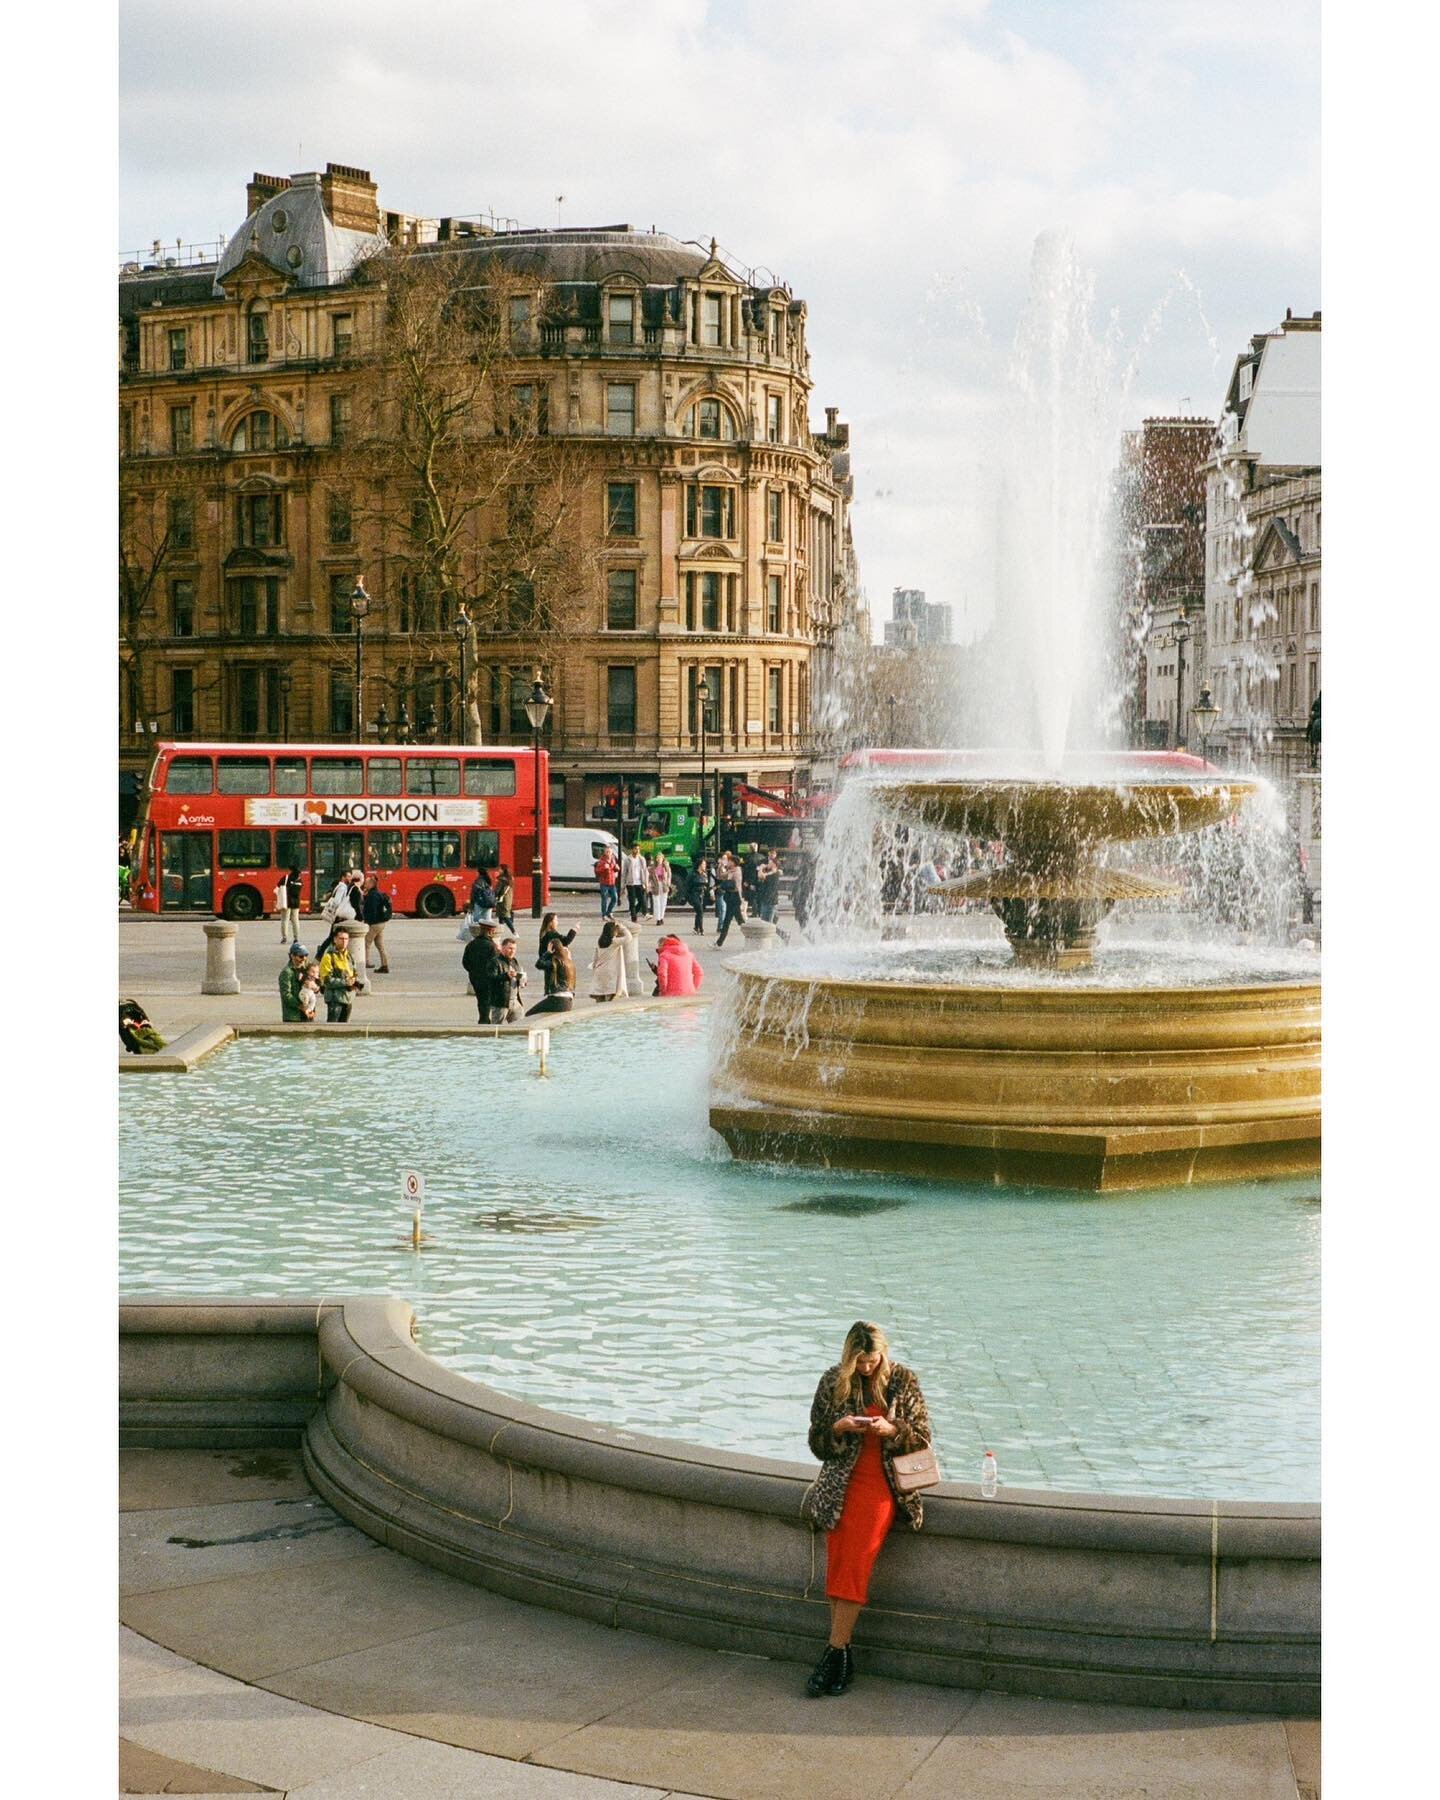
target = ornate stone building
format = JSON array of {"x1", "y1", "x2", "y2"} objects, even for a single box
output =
[
  {"x1": 119, "y1": 162, "x2": 860, "y2": 828},
  {"x1": 1201, "y1": 312, "x2": 1321, "y2": 781},
  {"x1": 1116, "y1": 417, "x2": 1215, "y2": 750}
]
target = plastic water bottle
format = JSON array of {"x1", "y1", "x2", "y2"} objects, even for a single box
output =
[{"x1": 980, "y1": 1450, "x2": 999, "y2": 1498}]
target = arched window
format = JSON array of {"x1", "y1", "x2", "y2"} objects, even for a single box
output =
[
  {"x1": 684, "y1": 397, "x2": 738, "y2": 441},
  {"x1": 230, "y1": 410, "x2": 290, "y2": 452}
]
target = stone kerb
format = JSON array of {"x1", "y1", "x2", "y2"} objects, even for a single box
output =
[{"x1": 118, "y1": 1297, "x2": 1320, "y2": 1714}]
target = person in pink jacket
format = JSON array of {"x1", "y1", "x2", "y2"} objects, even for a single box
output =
[{"x1": 653, "y1": 933, "x2": 705, "y2": 997}]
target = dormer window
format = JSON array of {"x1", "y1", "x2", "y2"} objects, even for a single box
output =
[
  {"x1": 247, "y1": 310, "x2": 269, "y2": 364},
  {"x1": 701, "y1": 293, "x2": 723, "y2": 347},
  {"x1": 607, "y1": 292, "x2": 635, "y2": 345},
  {"x1": 230, "y1": 410, "x2": 290, "y2": 453},
  {"x1": 769, "y1": 310, "x2": 785, "y2": 355},
  {"x1": 686, "y1": 397, "x2": 737, "y2": 441},
  {"x1": 509, "y1": 295, "x2": 531, "y2": 339}
]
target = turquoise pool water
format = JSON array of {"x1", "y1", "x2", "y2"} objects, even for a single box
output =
[{"x1": 118, "y1": 1009, "x2": 1319, "y2": 1500}]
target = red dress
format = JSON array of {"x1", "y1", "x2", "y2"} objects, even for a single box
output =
[{"x1": 825, "y1": 1402, "x2": 896, "y2": 1604}]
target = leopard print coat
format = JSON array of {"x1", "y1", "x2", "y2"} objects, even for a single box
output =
[{"x1": 800, "y1": 1361, "x2": 933, "y2": 1533}]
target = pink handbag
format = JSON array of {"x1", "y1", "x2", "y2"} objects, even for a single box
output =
[{"x1": 890, "y1": 1445, "x2": 941, "y2": 1493}]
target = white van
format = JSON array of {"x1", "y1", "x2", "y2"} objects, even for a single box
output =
[{"x1": 548, "y1": 826, "x2": 619, "y2": 887}]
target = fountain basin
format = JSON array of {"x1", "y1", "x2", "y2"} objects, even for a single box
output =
[{"x1": 712, "y1": 966, "x2": 1321, "y2": 1191}]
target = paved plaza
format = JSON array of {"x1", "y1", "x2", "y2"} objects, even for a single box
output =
[
  {"x1": 119, "y1": 901, "x2": 748, "y2": 1040},
  {"x1": 120, "y1": 1451, "x2": 1319, "y2": 1799}
]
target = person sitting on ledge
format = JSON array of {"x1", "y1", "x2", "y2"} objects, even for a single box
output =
[
  {"x1": 801, "y1": 1320, "x2": 934, "y2": 1700},
  {"x1": 118, "y1": 999, "x2": 165, "y2": 1055}
]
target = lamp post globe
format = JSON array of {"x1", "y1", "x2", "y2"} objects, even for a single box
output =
[
  {"x1": 523, "y1": 669, "x2": 552, "y2": 916},
  {"x1": 1191, "y1": 683, "x2": 1220, "y2": 765}
]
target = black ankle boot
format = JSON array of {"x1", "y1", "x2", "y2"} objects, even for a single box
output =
[
  {"x1": 825, "y1": 1645, "x2": 854, "y2": 1696},
  {"x1": 805, "y1": 1645, "x2": 841, "y2": 1697}
]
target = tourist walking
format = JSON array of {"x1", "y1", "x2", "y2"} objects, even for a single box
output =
[
  {"x1": 623, "y1": 847, "x2": 647, "y2": 922},
  {"x1": 278, "y1": 942, "x2": 310, "y2": 1021},
  {"x1": 272, "y1": 873, "x2": 289, "y2": 941},
  {"x1": 653, "y1": 934, "x2": 705, "y2": 996},
  {"x1": 317, "y1": 926, "x2": 358, "y2": 1023},
  {"x1": 754, "y1": 853, "x2": 782, "y2": 923},
  {"x1": 282, "y1": 863, "x2": 304, "y2": 944},
  {"x1": 468, "y1": 868, "x2": 498, "y2": 926},
  {"x1": 362, "y1": 873, "x2": 393, "y2": 973},
  {"x1": 689, "y1": 856, "x2": 713, "y2": 934},
  {"x1": 595, "y1": 847, "x2": 620, "y2": 919},
  {"x1": 462, "y1": 921, "x2": 508, "y2": 1024},
  {"x1": 590, "y1": 918, "x2": 632, "y2": 1000},
  {"x1": 713, "y1": 852, "x2": 744, "y2": 947},
  {"x1": 494, "y1": 864, "x2": 516, "y2": 932},
  {"x1": 650, "y1": 852, "x2": 673, "y2": 925},
  {"x1": 801, "y1": 1321, "x2": 934, "y2": 1699}
]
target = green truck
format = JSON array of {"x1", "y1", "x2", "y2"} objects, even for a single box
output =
[{"x1": 633, "y1": 784, "x2": 826, "y2": 894}]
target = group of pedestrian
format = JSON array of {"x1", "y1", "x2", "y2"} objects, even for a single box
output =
[
  {"x1": 301, "y1": 865, "x2": 393, "y2": 973},
  {"x1": 278, "y1": 931, "x2": 364, "y2": 1023},
  {"x1": 594, "y1": 848, "x2": 676, "y2": 924},
  {"x1": 458, "y1": 906, "x2": 706, "y2": 1020},
  {"x1": 687, "y1": 848, "x2": 785, "y2": 944}
]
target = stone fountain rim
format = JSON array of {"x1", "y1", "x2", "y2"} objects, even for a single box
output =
[{"x1": 725, "y1": 956, "x2": 1320, "y2": 1002}]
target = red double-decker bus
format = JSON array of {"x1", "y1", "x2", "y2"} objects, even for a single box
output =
[{"x1": 130, "y1": 741, "x2": 548, "y2": 919}]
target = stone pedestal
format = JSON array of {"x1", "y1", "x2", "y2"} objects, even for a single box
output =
[
  {"x1": 200, "y1": 922, "x2": 240, "y2": 995},
  {"x1": 738, "y1": 918, "x2": 779, "y2": 950},
  {"x1": 345, "y1": 923, "x2": 371, "y2": 993},
  {"x1": 623, "y1": 925, "x2": 643, "y2": 994}
]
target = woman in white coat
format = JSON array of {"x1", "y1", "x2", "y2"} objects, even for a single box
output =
[{"x1": 590, "y1": 918, "x2": 632, "y2": 1001}]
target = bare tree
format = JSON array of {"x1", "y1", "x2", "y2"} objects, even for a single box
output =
[
  {"x1": 334, "y1": 247, "x2": 600, "y2": 743},
  {"x1": 119, "y1": 470, "x2": 212, "y2": 735}
]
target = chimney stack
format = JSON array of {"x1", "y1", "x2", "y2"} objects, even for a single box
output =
[
  {"x1": 247, "y1": 171, "x2": 290, "y2": 215},
  {"x1": 320, "y1": 161, "x2": 380, "y2": 233}
]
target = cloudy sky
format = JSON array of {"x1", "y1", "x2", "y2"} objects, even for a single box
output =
[{"x1": 120, "y1": 0, "x2": 1319, "y2": 638}]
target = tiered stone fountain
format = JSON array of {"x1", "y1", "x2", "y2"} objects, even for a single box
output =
[{"x1": 711, "y1": 753, "x2": 1320, "y2": 1192}]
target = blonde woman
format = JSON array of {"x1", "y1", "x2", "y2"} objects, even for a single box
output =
[{"x1": 801, "y1": 1321, "x2": 933, "y2": 1698}]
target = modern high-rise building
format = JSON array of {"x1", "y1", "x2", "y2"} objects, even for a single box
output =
[
  {"x1": 118, "y1": 162, "x2": 862, "y2": 829},
  {"x1": 882, "y1": 587, "x2": 952, "y2": 648}
]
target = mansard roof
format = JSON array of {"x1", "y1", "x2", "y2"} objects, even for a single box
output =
[{"x1": 215, "y1": 170, "x2": 386, "y2": 295}]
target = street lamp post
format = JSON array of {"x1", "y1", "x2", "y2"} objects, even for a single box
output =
[
  {"x1": 1171, "y1": 616, "x2": 1191, "y2": 749},
  {"x1": 350, "y1": 579, "x2": 371, "y2": 743},
  {"x1": 524, "y1": 669, "x2": 552, "y2": 916},
  {"x1": 453, "y1": 612, "x2": 469, "y2": 743},
  {"x1": 1191, "y1": 683, "x2": 1220, "y2": 766},
  {"x1": 698, "y1": 673, "x2": 710, "y2": 844},
  {"x1": 886, "y1": 694, "x2": 898, "y2": 746}
]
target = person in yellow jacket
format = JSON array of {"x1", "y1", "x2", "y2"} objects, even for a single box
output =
[{"x1": 317, "y1": 926, "x2": 358, "y2": 1023}]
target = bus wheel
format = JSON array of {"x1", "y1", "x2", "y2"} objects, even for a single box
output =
[
  {"x1": 222, "y1": 886, "x2": 262, "y2": 921},
  {"x1": 417, "y1": 886, "x2": 455, "y2": 919}
]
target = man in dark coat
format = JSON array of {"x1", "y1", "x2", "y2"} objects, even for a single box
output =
[{"x1": 462, "y1": 923, "x2": 507, "y2": 1024}]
